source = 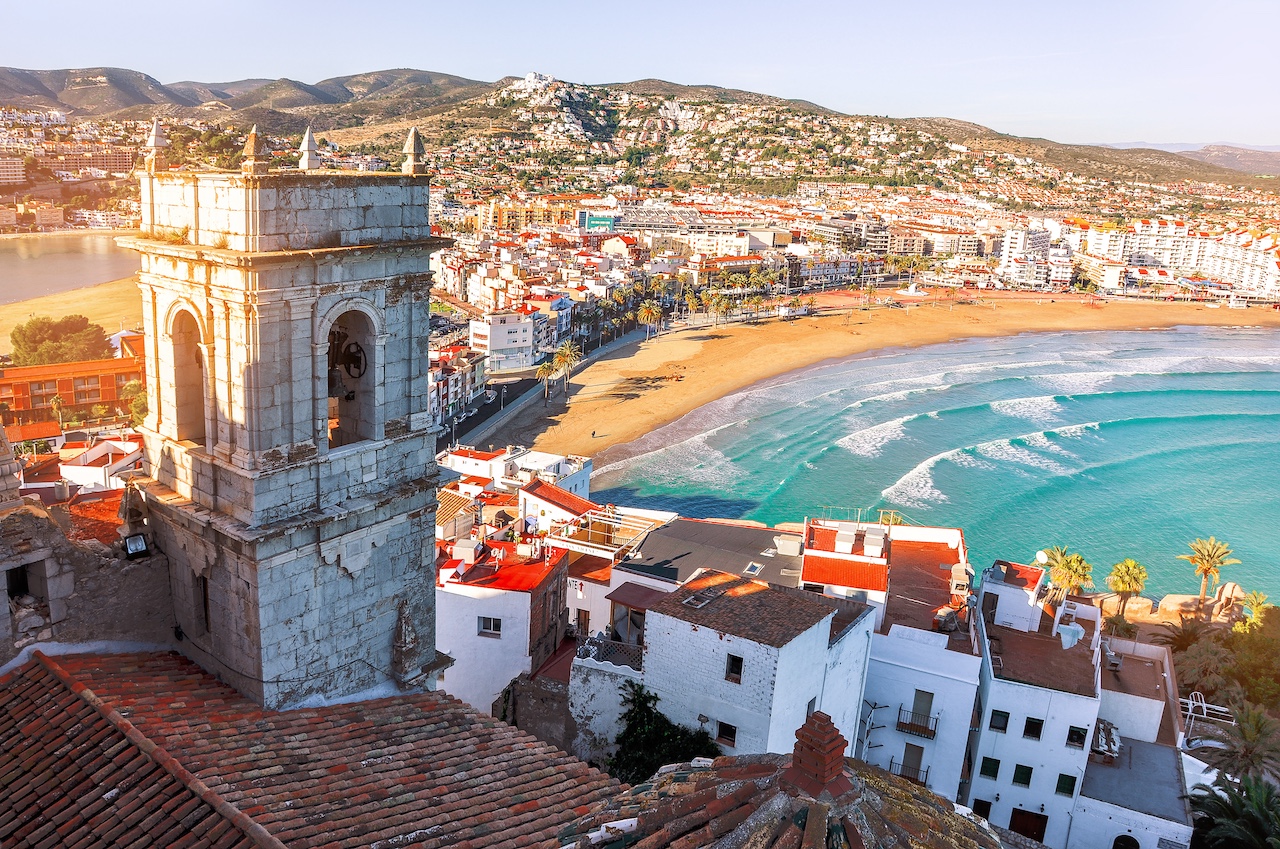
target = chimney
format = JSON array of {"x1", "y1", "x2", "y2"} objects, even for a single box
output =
[{"x1": 780, "y1": 711, "x2": 854, "y2": 800}]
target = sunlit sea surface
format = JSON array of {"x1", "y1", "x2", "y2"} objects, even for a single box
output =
[
  {"x1": 0, "y1": 232, "x2": 139, "y2": 304},
  {"x1": 594, "y1": 326, "x2": 1280, "y2": 601}
]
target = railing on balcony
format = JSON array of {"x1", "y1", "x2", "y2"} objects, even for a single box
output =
[
  {"x1": 888, "y1": 758, "x2": 929, "y2": 785},
  {"x1": 576, "y1": 634, "x2": 643, "y2": 672},
  {"x1": 896, "y1": 705, "x2": 939, "y2": 739}
]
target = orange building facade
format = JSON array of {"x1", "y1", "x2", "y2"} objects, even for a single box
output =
[{"x1": 0, "y1": 341, "x2": 144, "y2": 425}]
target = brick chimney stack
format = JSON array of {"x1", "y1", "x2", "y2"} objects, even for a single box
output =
[{"x1": 781, "y1": 711, "x2": 854, "y2": 799}]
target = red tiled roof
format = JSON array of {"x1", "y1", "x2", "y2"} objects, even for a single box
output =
[
  {"x1": 9, "y1": 651, "x2": 620, "y2": 849},
  {"x1": 0, "y1": 652, "x2": 267, "y2": 849},
  {"x1": 67, "y1": 490, "x2": 123, "y2": 545},
  {"x1": 522, "y1": 479, "x2": 598, "y2": 517},
  {"x1": 5, "y1": 421, "x2": 61, "y2": 443},
  {"x1": 448, "y1": 543, "x2": 565, "y2": 592},
  {"x1": 450, "y1": 447, "x2": 504, "y2": 461},
  {"x1": 802, "y1": 554, "x2": 889, "y2": 592}
]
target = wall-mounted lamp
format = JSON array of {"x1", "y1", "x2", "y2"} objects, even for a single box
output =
[
  {"x1": 697, "y1": 714, "x2": 709, "y2": 725},
  {"x1": 994, "y1": 793, "x2": 1000, "y2": 802},
  {"x1": 1039, "y1": 803, "x2": 1045, "y2": 813}
]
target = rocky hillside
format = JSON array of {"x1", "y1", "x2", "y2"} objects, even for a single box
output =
[
  {"x1": 1178, "y1": 144, "x2": 1280, "y2": 177},
  {"x1": 1, "y1": 64, "x2": 1271, "y2": 189}
]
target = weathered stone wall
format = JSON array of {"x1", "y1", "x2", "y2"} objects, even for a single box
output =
[
  {"x1": 568, "y1": 659, "x2": 640, "y2": 765},
  {"x1": 494, "y1": 672, "x2": 574, "y2": 755},
  {"x1": 140, "y1": 172, "x2": 432, "y2": 252},
  {"x1": 126, "y1": 169, "x2": 448, "y2": 709},
  {"x1": 0, "y1": 505, "x2": 172, "y2": 667}
]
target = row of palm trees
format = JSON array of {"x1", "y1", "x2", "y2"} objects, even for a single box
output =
[{"x1": 1042, "y1": 536, "x2": 1262, "y2": 623}]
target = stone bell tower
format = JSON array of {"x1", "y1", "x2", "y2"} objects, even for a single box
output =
[{"x1": 121, "y1": 128, "x2": 450, "y2": 708}]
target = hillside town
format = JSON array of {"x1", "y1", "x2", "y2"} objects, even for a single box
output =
[{"x1": 0, "y1": 121, "x2": 1271, "y2": 849}]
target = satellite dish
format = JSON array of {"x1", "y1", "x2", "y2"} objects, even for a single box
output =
[{"x1": 1035, "y1": 550, "x2": 1049, "y2": 565}]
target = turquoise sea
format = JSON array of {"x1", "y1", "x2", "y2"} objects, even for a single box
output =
[{"x1": 593, "y1": 326, "x2": 1280, "y2": 602}]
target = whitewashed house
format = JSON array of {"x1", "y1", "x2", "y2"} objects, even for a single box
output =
[
  {"x1": 435, "y1": 538, "x2": 568, "y2": 714},
  {"x1": 568, "y1": 569, "x2": 875, "y2": 764}
]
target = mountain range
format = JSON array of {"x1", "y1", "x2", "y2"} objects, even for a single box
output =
[{"x1": 2, "y1": 65, "x2": 1276, "y2": 184}]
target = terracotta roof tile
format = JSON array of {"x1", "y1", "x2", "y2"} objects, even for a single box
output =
[
  {"x1": 41, "y1": 651, "x2": 620, "y2": 849},
  {"x1": 560, "y1": 713, "x2": 1001, "y2": 849},
  {"x1": 648, "y1": 571, "x2": 835, "y2": 648},
  {"x1": 0, "y1": 653, "x2": 266, "y2": 849},
  {"x1": 522, "y1": 479, "x2": 599, "y2": 516}
]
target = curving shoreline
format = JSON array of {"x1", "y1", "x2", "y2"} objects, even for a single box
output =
[{"x1": 485, "y1": 291, "x2": 1280, "y2": 465}]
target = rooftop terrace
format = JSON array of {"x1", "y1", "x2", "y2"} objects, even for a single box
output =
[
  {"x1": 1081, "y1": 737, "x2": 1191, "y2": 825},
  {"x1": 986, "y1": 618, "x2": 1098, "y2": 698}
]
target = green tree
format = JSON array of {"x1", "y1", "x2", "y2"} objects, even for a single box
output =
[
  {"x1": 606, "y1": 680, "x2": 722, "y2": 786},
  {"x1": 49, "y1": 394, "x2": 65, "y2": 427},
  {"x1": 11, "y1": 315, "x2": 113, "y2": 366},
  {"x1": 1044, "y1": 546, "x2": 1094, "y2": 597},
  {"x1": 1153, "y1": 615, "x2": 1219, "y2": 654},
  {"x1": 1189, "y1": 777, "x2": 1280, "y2": 848},
  {"x1": 552, "y1": 340, "x2": 582, "y2": 394},
  {"x1": 637, "y1": 300, "x2": 662, "y2": 339},
  {"x1": 1236, "y1": 591, "x2": 1273, "y2": 634},
  {"x1": 119, "y1": 379, "x2": 148, "y2": 428},
  {"x1": 1195, "y1": 702, "x2": 1280, "y2": 784},
  {"x1": 535, "y1": 361, "x2": 558, "y2": 403},
  {"x1": 1106, "y1": 558, "x2": 1148, "y2": 618},
  {"x1": 1179, "y1": 537, "x2": 1241, "y2": 618}
]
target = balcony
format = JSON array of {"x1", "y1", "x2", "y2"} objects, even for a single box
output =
[
  {"x1": 888, "y1": 758, "x2": 929, "y2": 785},
  {"x1": 576, "y1": 634, "x2": 642, "y2": 672},
  {"x1": 896, "y1": 705, "x2": 939, "y2": 739}
]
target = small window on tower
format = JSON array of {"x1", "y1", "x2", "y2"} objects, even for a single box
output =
[
  {"x1": 717, "y1": 721, "x2": 737, "y2": 748},
  {"x1": 478, "y1": 616, "x2": 502, "y2": 637}
]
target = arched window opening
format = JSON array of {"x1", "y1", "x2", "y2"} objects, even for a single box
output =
[
  {"x1": 171, "y1": 310, "x2": 206, "y2": 443},
  {"x1": 1112, "y1": 836, "x2": 1140, "y2": 849},
  {"x1": 326, "y1": 310, "x2": 375, "y2": 448}
]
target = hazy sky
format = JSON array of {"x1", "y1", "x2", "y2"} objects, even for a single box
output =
[{"x1": 10, "y1": 0, "x2": 1277, "y2": 145}]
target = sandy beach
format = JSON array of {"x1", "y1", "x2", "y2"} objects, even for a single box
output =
[
  {"x1": 0, "y1": 228, "x2": 135, "y2": 242},
  {"x1": 487, "y1": 291, "x2": 1280, "y2": 463},
  {"x1": 0, "y1": 275, "x2": 141, "y2": 354}
]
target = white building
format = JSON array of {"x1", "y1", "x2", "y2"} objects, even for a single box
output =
[
  {"x1": 438, "y1": 444, "x2": 592, "y2": 498},
  {"x1": 579, "y1": 569, "x2": 875, "y2": 758},
  {"x1": 0, "y1": 158, "x2": 24, "y2": 185},
  {"x1": 968, "y1": 561, "x2": 1193, "y2": 849},
  {"x1": 469, "y1": 308, "x2": 539, "y2": 372},
  {"x1": 56, "y1": 437, "x2": 144, "y2": 493},
  {"x1": 434, "y1": 537, "x2": 568, "y2": 713},
  {"x1": 999, "y1": 227, "x2": 1051, "y2": 272}
]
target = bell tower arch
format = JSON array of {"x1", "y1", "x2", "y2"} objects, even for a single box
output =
[{"x1": 122, "y1": 126, "x2": 451, "y2": 708}]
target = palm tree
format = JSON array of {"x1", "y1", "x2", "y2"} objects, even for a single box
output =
[
  {"x1": 1196, "y1": 702, "x2": 1280, "y2": 783},
  {"x1": 552, "y1": 340, "x2": 582, "y2": 394},
  {"x1": 1238, "y1": 591, "x2": 1272, "y2": 632},
  {"x1": 1044, "y1": 546, "x2": 1094, "y2": 597},
  {"x1": 1179, "y1": 537, "x2": 1241, "y2": 618},
  {"x1": 747, "y1": 294, "x2": 764, "y2": 321},
  {"x1": 50, "y1": 394, "x2": 65, "y2": 427},
  {"x1": 637, "y1": 300, "x2": 662, "y2": 339},
  {"x1": 1152, "y1": 615, "x2": 1219, "y2": 654},
  {"x1": 684, "y1": 292, "x2": 701, "y2": 320},
  {"x1": 535, "y1": 361, "x2": 558, "y2": 403},
  {"x1": 1189, "y1": 776, "x2": 1280, "y2": 848},
  {"x1": 1106, "y1": 558, "x2": 1148, "y2": 617}
]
